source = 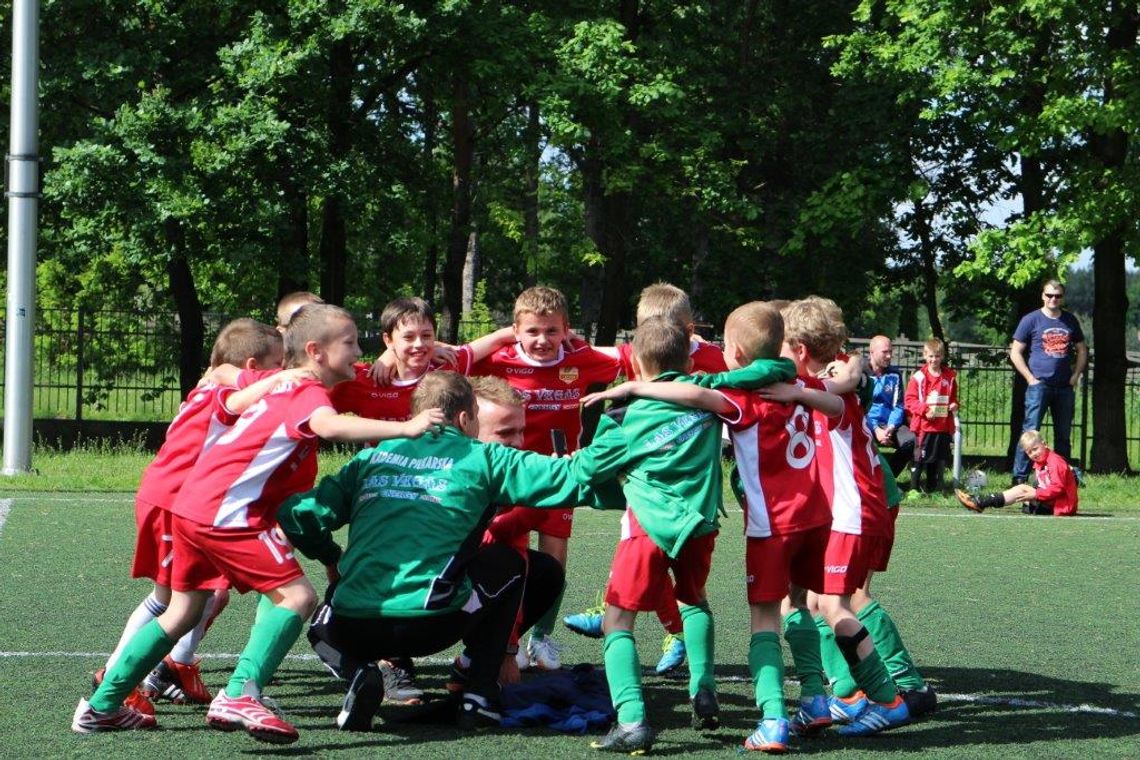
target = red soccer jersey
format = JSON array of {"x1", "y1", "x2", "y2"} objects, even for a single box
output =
[
  {"x1": 1034, "y1": 448, "x2": 1079, "y2": 515},
  {"x1": 616, "y1": 338, "x2": 728, "y2": 380},
  {"x1": 826, "y1": 392, "x2": 892, "y2": 536},
  {"x1": 718, "y1": 379, "x2": 832, "y2": 538},
  {"x1": 905, "y1": 365, "x2": 958, "y2": 435},
  {"x1": 170, "y1": 378, "x2": 332, "y2": 531},
  {"x1": 134, "y1": 369, "x2": 272, "y2": 510},
  {"x1": 329, "y1": 347, "x2": 474, "y2": 422},
  {"x1": 472, "y1": 342, "x2": 621, "y2": 454}
]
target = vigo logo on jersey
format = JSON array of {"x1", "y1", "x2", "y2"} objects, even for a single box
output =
[
  {"x1": 505, "y1": 367, "x2": 535, "y2": 375},
  {"x1": 785, "y1": 405, "x2": 815, "y2": 469}
]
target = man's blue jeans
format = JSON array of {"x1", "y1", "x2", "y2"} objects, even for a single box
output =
[{"x1": 1013, "y1": 382, "x2": 1075, "y2": 480}]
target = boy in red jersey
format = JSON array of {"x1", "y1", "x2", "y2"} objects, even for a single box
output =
[
  {"x1": 73, "y1": 305, "x2": 443, "y2": 743},
  {"x1": 331, "y1": 296, "x2": 513, "y2": 423},
  {"x1": 904, "y1": 338, "x2": 958, "y2": 495},
  {"x1": 778, "y1": 298, "x2": 912, "y2": 739},
  {"x1": 563, "y1": 283, "x2": 728, "y2": 675},
  {"x1": 92, "y1": 320, "x2": 293, "y2": 716},
  {"x1": 956, "y1": 430, "x2": 1078, "y2": 515},
  {"x1": 471, "y1": 286, "x2": 623, "y2": 668}
]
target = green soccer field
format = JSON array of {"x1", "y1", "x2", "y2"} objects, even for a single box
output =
[{"x1": 0, "y1": 493, "x2": 1137, "y2": 759}]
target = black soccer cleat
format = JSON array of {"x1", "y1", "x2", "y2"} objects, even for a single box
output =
[
  {"x1": 899, "y1": 684, "x2": 938, "y2": 719},
  {"x1": 691, "y1": 687, "x2": 720, "y2": 730},
  {"x1": 336, "y1": 663, "x2": 383, "y2": 732},
  {"x1": 591, "y1": 721, "x2": 656, "y2": 754}
]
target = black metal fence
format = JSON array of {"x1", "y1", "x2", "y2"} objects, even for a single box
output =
[{"x1": 4, "y1": 308, "x2": 1140, "y2": 467}]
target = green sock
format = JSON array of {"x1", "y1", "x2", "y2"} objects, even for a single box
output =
[
  {"x1": 783, "y1": 609, "x2": 825, "y2": 698},
  {"x1": 816, "y1": 614, "x2": 857, "y2": 698},
  {"x1": 226, "y1": 604, "x2": 303, "y2": 698},
  {"x1": 90, "y1": 619, "x2": 175, "y2": 713},
  {"x1": 603, "y1": 630, "x2": 645, "y2": 724},
  {"x1": 851, "y1": 639, "x2": 899, "y2": 704},
  {"x1": 747, "y1": 631, "x2": 786, "y2": 719},
  {"x1": 680, "y1": 602, "x2": 714, "y2": 697},
  {"x1": 857, "y1": 601, "x2": 925, "y2": 690},
  {"x1": 531, "y1": 580, "x2": 565, "y2": 639}
]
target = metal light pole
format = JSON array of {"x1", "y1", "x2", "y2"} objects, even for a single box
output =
[{"x1": 3, "y1": 0, "x2": 40, "y2": 475}]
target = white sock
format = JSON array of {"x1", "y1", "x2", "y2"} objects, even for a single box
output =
[
  {"x1": 105, "y1": 594, "x2": 167, "y2": 671},
  {"x1": 168, "y1": 594, "x2": 217, "y2": 664}
]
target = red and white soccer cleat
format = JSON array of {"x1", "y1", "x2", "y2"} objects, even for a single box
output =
[
  {"x1": 142, "y1": 656, "x2": 212, "y2": 704},
  {"x1": 72, "y1": 698, "x2": 158, "y2": 734},
  {"x1": 92, "y1": 667, "x2": 156, "y2": 716},
  {"x1": 207, "y1": 691, "x2": 298, "y2": 744}
]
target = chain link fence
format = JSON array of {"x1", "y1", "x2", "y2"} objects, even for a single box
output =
[{"x1": 4, "y1": 308, "x2": 1140, "y2": 467}]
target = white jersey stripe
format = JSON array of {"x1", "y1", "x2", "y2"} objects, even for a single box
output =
[
  {"x1": 733, "y1": 423, "x2": 773, "y2": 538},
  {"x1": 829, "y1": 422, "x2": 864, "y2": 533},
  {"x1": 213, "y1": 423, "x2": 299, "y2": 528}
]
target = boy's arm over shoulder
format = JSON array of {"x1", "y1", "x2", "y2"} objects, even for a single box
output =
[
  {"x1": 278, "y1": 455, "x2": 365, "y2": 566},
  {"x1": 683, "y1": 357, "x2": 796, "y2": 390},
  {"x1": 582, "y1": 380, "x2": 737, "y2": 418}
]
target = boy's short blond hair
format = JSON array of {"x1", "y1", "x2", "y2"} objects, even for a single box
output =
[
  {"x1": 636, "y1": 283, "x2": 693, "y2": 327},
  {"x1": 381, "y1": 297, "x2": 435, "y2": 335},
  {"x1": 514, "y1": 286, "x2": 569, "y2": 325},
  {"x1": 783, "y1": 296, "x2": 847, "y2": 362},
  {"x1": 1019, "y1": 430, "x2": 1044, "y2": 450},
  {"x1": 414, "y1": 371, "x2": 477, "y2": 423},
  {"x1": 210, "y1": 319, "x2": 282, "y2": 369},
  {"x1": 276, "y1": 291, "x2": 324, "y2": 329},
  {"x1": 725, "y1": 302, "x2": 784, "y2": 362},
  {"x1": 923, "y1": 337, "x2": 945, "y2": 356},
  {"x1": 469, "y1": 375, "x2": 525, "y2": 409},
  {"x1": 632, "y1": 316, "x2": 690, "y2": 376},
  {"x1": 283, "y1": 303, "x2": 354, "y2": 368}
]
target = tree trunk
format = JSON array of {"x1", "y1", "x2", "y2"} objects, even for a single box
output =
[
  {"x1": 318, "y1": 34, "x2": 353, "y2": 305},
  {"x1": 164, "y1": 219, "x2": 204, "y2": 399},
  {"x1": 913, "y1": 197, "x2": 944, "y2": 341},
  {"x1": 1087, "y1": 0, "x2": 1136, "y2": 473},
  {"x1": 276, "y1": 179, "x2": 310, "y2": 300},
  {"x1": 441, "y1": 71, "x2": 475, "y2": 343},
  {"x1": 462, "y1": 228, "x2": 479, "y2": 314},
  {"x1": 420, "y1": 88, "x2": 440, "y2": 308},
  {"x1": 523, "y1": 101, "x2": 541, "y2": 288}
]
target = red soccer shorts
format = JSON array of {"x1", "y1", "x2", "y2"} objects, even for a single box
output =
[
  {"x1": 872, "y1": 511, "x2": 896, "y2": 572},
  {"x1": 605, "y1": 514, "x2": 716, "y2": 611},
  {"x1": 533, "y1": 506, "x2": 574, "y2": 539},
  {"x1": 131, "y1": 499, "x2": 175, "y2": 586},
  {"x1": 745, "y1": 525, "x2": 829, "y2": 603},
  {"x1": 821, "y1": 531, "x2": 891, "y2": 595},
  {"x1": 170, "y1": 516, "x2": 304, "y2": 594}
]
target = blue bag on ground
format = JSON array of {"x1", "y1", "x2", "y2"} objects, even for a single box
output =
[{"x1": 500, "y1": 665, "x2": 615, "y2": 734}]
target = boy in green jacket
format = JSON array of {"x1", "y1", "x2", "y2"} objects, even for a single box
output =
[{"x1": 278, "y1": 371, "x2": 617, "y2": 732}]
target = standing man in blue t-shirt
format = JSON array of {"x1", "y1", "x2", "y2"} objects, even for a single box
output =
[{"x1": 1009, "y1": 279, "x2": 1088, "y2": 485}]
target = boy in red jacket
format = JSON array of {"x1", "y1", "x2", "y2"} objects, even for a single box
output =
[
  {"x1": 956, "y1": 430, "x2": 1078, "y2": 515},
  {"x1": 904, "y1": 338, "x2": 958, "y2": 494}
]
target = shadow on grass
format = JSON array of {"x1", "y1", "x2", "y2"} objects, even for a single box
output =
[{"x1": 232, "y1": 662, "x2": 1140, "y2": 755}]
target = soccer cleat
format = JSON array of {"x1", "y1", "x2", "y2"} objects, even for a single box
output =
[
  {"x1": 828, "y1": 691, "x2": 869, "y2": 723},
  {"x1": 445, "y1": 655, "x2": 470, "y2": 694},
  {"x1": 456, "y1": 694, "x2": 502, "y2": 731},
  {"x1": 378, "y1": 658, "x2": 423, "y2": 705},
  {"x1": 590, "y1": 721, "x2": 656, "y2": 754},
  {"x1": 743, "y1": 717, "x2": 790, "y2": 753},
  {"x1": 527, "y1": 634, "x2": 563, "y2": 671},
  {"x1": 655, "y1": 633, "x2": 687, "y2": 676},
  {"x1": 562, "y1": 610, "x2": 605, "y2": 639},
  {"x1": 955, "y1": 488, "x2": 984, "y2": 513},
  {"x1": 900, "y1": 684, "x2": 938, "y2": 718},
  {"x1": 142, "y1": 656, "x2": 212, "y2": 704},
  {"x1": 690, "y1": 686, "x2": 720, "y2": 730},
  {"x1": 206, "y1": 689, "x2": 299, "y2": 744},
  {"x1": 337, "y1": 664, "x2": 383, "y2": 731},
  {"x1": 92, "y1": 667, "x2": 155, "y2": 716},
  {"x1": 790, "y1": 694, "x2": 833, "y2": 736},
  {"x1": 837, "y1": 694, "x2": 910, "y2": 736},
  {"x1": 72, "y1": 697, "x2": 157, "y2": 734}
]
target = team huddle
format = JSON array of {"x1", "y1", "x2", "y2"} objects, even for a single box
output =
[{"x1": 72, "y1": 284, "x2": 940, "y2": 753}]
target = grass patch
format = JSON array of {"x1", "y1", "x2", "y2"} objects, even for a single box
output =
[{"x1": 0, "y1": 482, "x2": 1136, "y2": 758}]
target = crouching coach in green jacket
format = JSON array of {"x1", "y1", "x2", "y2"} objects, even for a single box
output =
[{"x1": 277, "y1": 371, "x2": 618, "y2": 732}]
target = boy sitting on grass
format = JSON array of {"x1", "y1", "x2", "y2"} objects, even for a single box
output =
[{"x1": 956, "y1": 430, "x2": 1078, "y2": 516}]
